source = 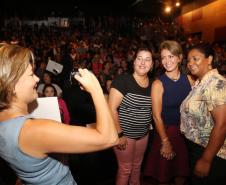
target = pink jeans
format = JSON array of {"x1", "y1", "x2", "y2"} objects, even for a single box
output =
[{"x1": 114, "y1": 135, "x2": 148, "y2": 185}]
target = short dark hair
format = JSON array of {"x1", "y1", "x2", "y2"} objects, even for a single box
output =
[{"x1": 189, "y1": 43, "x2": 217, "y2": 68}]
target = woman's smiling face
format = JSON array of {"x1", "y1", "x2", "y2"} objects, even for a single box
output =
[
  {"x1": 133, "y1": 50, "x2": 153, "y2": 76},
  {"x1": 187, "y1": 49, "x2": 212, "y2": 79},
  {"x1": 161, "y1": 49, "x2": 181, "y2": 72},
  {"x1": 14, "y1": 64, "x2": 40, "y2": 104}
]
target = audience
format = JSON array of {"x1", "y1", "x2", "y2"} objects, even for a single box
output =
[
  {"x1": 42, "y1": 84, "x2": 71, "y2": 124},
  {"x1": 0, "y1": 14, "x2": 225, "y2": 185},
  {"x1": 37, "y1": 71, "x2": 62, "y2": 97}
]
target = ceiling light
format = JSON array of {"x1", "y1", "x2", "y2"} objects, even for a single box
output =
[
  {"x1": 165, "y1": 6, "x2": 171, "y2": 13},
  {"x1": 175, "y1": 2, "x2": 180, "y2": 7}
]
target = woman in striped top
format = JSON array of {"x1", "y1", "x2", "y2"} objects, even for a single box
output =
[{"x1": 109, "y1": 48, "x2": 153, "y2": 185}]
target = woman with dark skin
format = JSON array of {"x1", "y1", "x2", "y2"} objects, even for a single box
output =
[{"x1": 180, "y1": 43, "x2": 226, "y2": 185}]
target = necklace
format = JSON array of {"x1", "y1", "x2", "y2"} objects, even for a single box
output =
[
  {"x1": 133, "y1": 74, "x2": 149, "y2": 87},
  {"x1": 166, "y1": 72, "x2": 180, "y2": 81}
]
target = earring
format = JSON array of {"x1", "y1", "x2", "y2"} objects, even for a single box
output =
[{"x1": 208, "y1": 64, "x2": 212, "y2": 70}]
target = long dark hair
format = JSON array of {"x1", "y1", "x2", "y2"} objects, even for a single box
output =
[{"x1": 42, "y1": 84, "x2": 57, "y2": 97}]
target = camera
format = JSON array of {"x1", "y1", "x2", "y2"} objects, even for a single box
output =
[{"x1": 70, "y1": 70, "x2": 81, "y2": 85}]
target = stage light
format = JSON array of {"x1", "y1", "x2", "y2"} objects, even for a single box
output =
[
  {"x1": 175, "y1": 2, "x2": 180, "y2": 7},
  {"x1": 165, "y1": 6, "x2": 172, "y2": 13}
]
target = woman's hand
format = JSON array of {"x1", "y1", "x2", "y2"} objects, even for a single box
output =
[
  {"x1": 74, "y1": 68, "x2": 102, "y2": 94},
  {"x1": 194, "y1": 157, "x2": 211, "y2": 177},
  {"x1": 116, "y1": 136, "x2": 128, "y2": 150},
  {"x1": 160, "y1": 140, "x2": 176, "y2": 160}
]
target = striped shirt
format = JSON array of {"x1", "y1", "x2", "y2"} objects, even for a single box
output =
[{"x1": 112, "y1": 74, "x2": 152, "y2": 139}]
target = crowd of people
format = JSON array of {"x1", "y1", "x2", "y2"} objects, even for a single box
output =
[{"x1": 0, "y1": 15, "x2": 226, "y2": 185}]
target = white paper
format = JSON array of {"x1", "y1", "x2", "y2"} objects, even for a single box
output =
[
  {"x1": 46, "y1": 59, "x2": 63, "y2": 75},
  {"x1": 28, "y1": 97, "x2": 61, "y2": 122}
]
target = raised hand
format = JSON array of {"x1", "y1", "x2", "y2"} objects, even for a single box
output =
[{"x1": 73, "y1": 68, "x2": 102, "y2": 94}]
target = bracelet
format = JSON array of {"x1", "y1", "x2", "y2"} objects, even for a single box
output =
[
  {"x1": 118, "y1": 131, "x2": 124, "y2": 138},
  {"x1": 161, "y1": 137, "x2": 169, "y2": 143}
]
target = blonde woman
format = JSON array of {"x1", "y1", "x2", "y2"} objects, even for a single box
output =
[
  {"x1": 144, "y1": 41, "x2": 194, "y2": 185},
  {"x1": 0, "y1": 44, "x2": 118, "y2": 185}
]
